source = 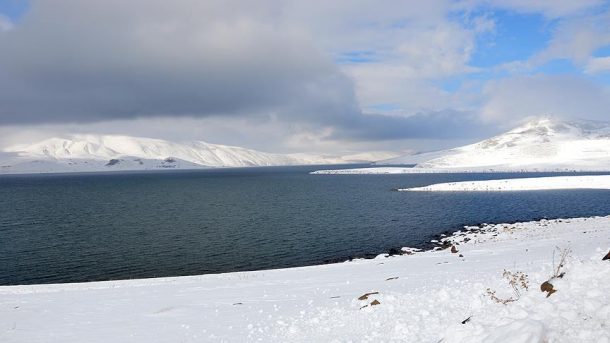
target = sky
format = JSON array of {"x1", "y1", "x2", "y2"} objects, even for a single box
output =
[{"x1": 1, "y1": 0, "x2": 610, "y2": 155}]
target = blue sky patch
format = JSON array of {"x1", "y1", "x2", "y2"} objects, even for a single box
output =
[
  {"x1": 0, "y1": 0, "x2": 29, "y2": 21},
  {"x1": 469, "y1": 10, "x2": 554, "y2": 69}
]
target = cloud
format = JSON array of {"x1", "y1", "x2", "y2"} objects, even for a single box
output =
[
  {"x1": 481, "y1": 74, "x2": 610, "y2": 123},
  {"x1": 0, "y1": 111, "x2": 493, "y2": 155},
  {"x1": 0, "y1": 0, "x2": 483, "y2": 127},
  {"x1": 333, "y1": 110, "x2": 494, "y2": 141},
  {"x1": 585, "y1": 56, "x2": 610, "y2": 73},
  {"x1": 0, "y1": 0, "x2": 498, "y2": 147},
  {"x1": 0, "y1": 0, "x2": 358, "y2": 124},
  {"x1": 2, "y1": 0, "x2": 608, "y2": 155},
  {"x1": 0, "y1": 14, "x2": 13, "y2": 32},
  {"x1": 530, "y1": 8, "x2": 610, "y2": 66}
]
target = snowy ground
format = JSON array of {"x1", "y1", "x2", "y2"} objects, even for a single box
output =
[
  {"x1": 401, "y1": 175, "x2": 610, "y2": 192},
  {"x1": 1, "y1": 216, "x2": 609, "y2": 342}
]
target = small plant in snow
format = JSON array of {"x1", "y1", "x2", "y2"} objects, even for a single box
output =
[
  {"x1": 485, "y1": 269, "x2": 529, "y2": 305},
  {"x1": 551, "y1": 246, "x2": 571, "y2": 278},
  {"x1": 503, "y1": 269, "x2": 529, "y2": 297},
  {"x1": 541, "y1": 246, "x2": 572, "y2": 297}
]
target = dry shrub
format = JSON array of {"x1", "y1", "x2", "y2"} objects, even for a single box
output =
[
  {"x1": 552, "y1": 247, "x2": 571, "y2": 278},
  {"x1": 486, "y1": 269, "x2": 529, "y2": 304},
  {"x1": 539, "y1": 247, "x2": 571, "y2": 298}
]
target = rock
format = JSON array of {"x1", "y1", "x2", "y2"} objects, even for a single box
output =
[
  {"x1": 438, "y1": 241, "x2": 452, "y2": 250},
  {"x1": 106, "y1": 159, "x2": 120, "y2": 166},
  {"x1": 358, "y1": 292, "x2": 379, "y2": 301},
  {"x1": 451, "y1": 246, "x2": 459, "y2": 254},
  {"x1": 370, "y1": 300, "x2": 381, "y2": 306},
  {"x1": 540, "y1": 281, "x2": 556, "y2": 297},
  {"x1": 603, "y1": 250, "x2": 610, "y2": 261}
]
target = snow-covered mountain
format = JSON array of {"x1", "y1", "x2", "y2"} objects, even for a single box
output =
[
  {"x1": 0, "y1": 134, "x2": 393, "y2": 174},
  {"x1": 378, "y1": 117, "x2": 610, "y2": 171}
]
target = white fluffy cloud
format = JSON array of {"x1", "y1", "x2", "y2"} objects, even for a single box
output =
[
  {"x1": 0, "y1": 14, "x2": 12, "y2": 32},
  {"x1": 585, "y1": 56, "x2": 610, "y2": 73},
  {"x1": 481, "y1": 74, "x2": 610, "y2": 124},
  {"x1": 532, "y1": 9, "x2": 610, "y2": 66}
]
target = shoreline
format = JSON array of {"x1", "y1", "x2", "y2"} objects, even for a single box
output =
[
  {"x1": 0, "y1": 215, "x2": 585, "y2": 288},
  {"x1": 0, "y1": 214, "x2": 604, "y2": 288},
  {"x1": 2, "y1": 215, "x2": 609, "y2": 341},
  {"x1": 311, "y1": 167, "x2": 610, "y2": 174}
]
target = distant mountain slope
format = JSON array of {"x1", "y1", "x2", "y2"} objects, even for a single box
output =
[
  {"x1": 378, "y1": 118, "x2": 610, "y2": 171},
  {"x1": 0, "y1": 134, "x2": 394, "y2": 174}
]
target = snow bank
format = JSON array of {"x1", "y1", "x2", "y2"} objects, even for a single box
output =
[
  {"x1": 400, "y1": 175, "x2": 610, "y2": 192},
  {"x1": 1, "y1": 217, "x2": 609, "y2": 342}
]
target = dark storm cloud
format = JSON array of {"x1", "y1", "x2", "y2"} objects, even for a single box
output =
[
  {"x1": 0, "y1": 0, "x2": 491, "y2": 142},
  {"x1": 0, "y1": 0, "x2": 357, "y2": 125}
]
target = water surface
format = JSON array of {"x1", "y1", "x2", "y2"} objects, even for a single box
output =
[{"x1": 1, "y1": 166, "x2": 609, "y2": 285}]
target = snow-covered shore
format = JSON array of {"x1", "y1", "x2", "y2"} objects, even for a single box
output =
[
  {"x1": 311, "y1": 166, "x2": 610, "y2": 174},
  {"x1": 400, "y1": 175, "x2": 610, "y2": 192},
  {"x1": 1, "y1": 216, "x2": 609, "y2": 342}
]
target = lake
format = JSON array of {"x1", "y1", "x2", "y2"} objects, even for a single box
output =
[{"x1": 2, "y1": 165, "x2": 610, "y2": 285}]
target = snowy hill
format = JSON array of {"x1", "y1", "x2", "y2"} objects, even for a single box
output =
[
  {"x1": 382, "y1": 118, "x2": 610, "y2": 170},
  {"x1": 315, "y1": 118, "x2": 610, "y2": 174},
  {"x1": 0, "y1": 134, "x2": 392, "y2": 174}
]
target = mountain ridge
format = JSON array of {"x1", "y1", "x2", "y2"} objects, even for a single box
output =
[{"x1": 0, "y1": 134, "x2": 395, "y2": 174}]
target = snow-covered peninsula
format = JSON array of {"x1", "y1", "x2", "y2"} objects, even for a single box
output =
[
  {"x1": 401, "y1": 175, "x2": 610, "y2": 192},
  {"x1": 1, "y1": 216, "x2": 609, "y2": 342},
  {"x1": 313, "y1": 118, "x2": 610, "y2": 174}
]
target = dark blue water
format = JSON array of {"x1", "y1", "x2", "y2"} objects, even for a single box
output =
[{"x1": 2, "y1": 165, "x2": 610, "y2": 285}]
